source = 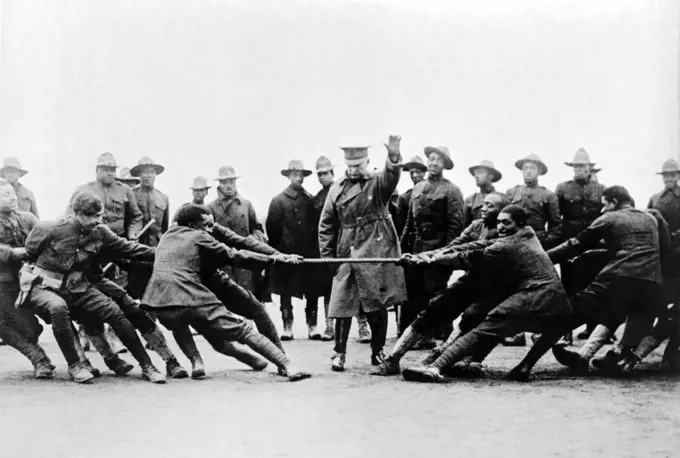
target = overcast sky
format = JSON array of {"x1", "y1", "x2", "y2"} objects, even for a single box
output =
[{"x1": 0, "y1": 0, "x2": 678, "y2": 219}]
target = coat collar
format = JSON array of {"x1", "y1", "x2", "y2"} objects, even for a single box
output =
[
  {"x1": 662, "y1": 185, "x2": 680, "y2": 198},
  {"x1": 217, "y1": 188, "x2": 241, "y2": 205},
  {"x1": 338, "y1": 180, "x2": 363, "y2": 205}
]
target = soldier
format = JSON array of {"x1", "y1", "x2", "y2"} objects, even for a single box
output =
[
  {"x1": 464, "y1": 159, "x2": 503, "y2": 226},
  {"x1": 266, "y1": 160, "x2": 320, "y2": 340},
  {"x1": 0, "y1": 178, "x2": 54, "y2": 378},
  {"x1": 503, "y1": 153, "x2": 562, "y2": 346},
  {"x1": 116, "y1": 167, "x2": 140, "y2": 187},
  {"x1": 67, "y1": 152, "x2": 144, "y2": 352},
  {"x1": 311, "y1": 156, "x2": 337, "y2": 341},
  {"x1": 556, "y1": 148, "x2": 606, "y2": 342},
  {"x1": 127, "y1": 157, "x2": 170, "y2": 299},
  {"x1": 318, "y1": 135, "x2": 406, "y2": 372},
  {"x1": 401, "y1": 205, "x2": 573, "y2": 383},
  {"x1": 646, "y1": 158, "x2": 680, "y2": 369},
  {"x1": 190, "y1": 176, "x2": 211, "y2": 205},
  {"x1": 400, "y1": 146, "x2": 465, "y2": 346},
  {"x1": 0, "y1": 157, "x2": 39, "y2": 217},
  {"x1": 22, "y1": 192, "x2": 165, "y2": 383},
  {"x1": 207, "y1": 166, "x2": 268, "y2": 299},
  {"x1": 394, "y1": 156, "x2": 427, "y2": 236}
]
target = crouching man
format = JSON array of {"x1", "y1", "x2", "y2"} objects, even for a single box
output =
[
  {"x1": 141, "y1": 204, "x2": 311, "y2": 382},
  {"x1": 21, "y1": 192, "x2": 165, "y2": 383}
]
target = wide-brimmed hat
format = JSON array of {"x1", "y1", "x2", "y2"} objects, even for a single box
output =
[
  {"x1": 403, "y1": 156, "x2": 427, "y2": 172},
  {"x1": 340, "y1": 146, "x2": 371, "y2": 166},
  {"x1": 215, "y1": 166, "x2": 241, "y2": 181},
  {"x1": 565, "y1": 148, "x2": 597, "y2": 167},
  {"x1": 423, "y1": 146, "x2": 454, "y2": 170},
  {"x1": 0, "y1": 157, "x2": 28, "y2": 177},
  {"x1": 130, "y1": 156, "x2": 165, "y2": 177},
  {"x1": 96, "y1": 152, "x2": 118, "y2": 168},
  {"x1": 281, "y1": 159, "x2": 312, "y2": 177},
  {"x1": 190, "y1": 176, "x2": 211, "y2": 190},
  {"x1": 315, "y1": 156, "x2": 336, "y2": 173},
  {"x1": 657, "y1": 159, "x2": 680, "y2": 175},
  {"x1": 468, "y1": 159, "x2": 502, "y2": 182},
  {"x1": 515, "y1": 153, "x2": 548, "y2": 175},
  {"x1": 116, "y1": 167, "x2": 140, "y2": 185}
]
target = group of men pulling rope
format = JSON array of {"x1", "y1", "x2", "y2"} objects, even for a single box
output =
[{"x1": 0, "y1": 135, "x2": 677, "y2": 384}]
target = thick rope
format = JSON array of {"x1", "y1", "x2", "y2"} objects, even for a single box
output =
[{"x1": 297, "y1": 258, "x2": 401, "y2": 264}]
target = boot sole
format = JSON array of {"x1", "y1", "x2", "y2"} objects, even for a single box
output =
[
  {"x1": 320, "y1": 336, "x2": 334, "y2": 341},
  {"x1": 280, "y1": 336, "x2": 294, "y2": 341},
  {"x1": 111, "y1": 365, "x2": 135, "y2": 376},
  {"x1": 169, "y1": 369, "x2": 189, "y2": 379},
  {"x1": 141, "y1": 374, "x2": 166, "y2": 384},
  {"x1": 34, "y1": 372, "x2": 55, "y2": 380},
  {"x1": 288, "y1": 372, "x2": 312, "y2": 382},
  {"x1": 192, "y1": 370, "x2": 207, "y2": 379},
  {"x1": 70, "y1": 374, "x2": 95, "y2": 384},
  {"x1": 308, "y1": 335, "x2": 322, "y2": 341},
  {"x1": 331, "y1": 365, "x2": 345, "y2": 372},
  {"x1": 402, "y1": 368, "x2": 444, "y2": 383}
]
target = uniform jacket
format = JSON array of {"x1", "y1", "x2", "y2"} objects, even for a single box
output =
[
  {"x1": 549, "y1": 207, "x2": 665, "y2": 285},
  {"x1": 207, "y1": 190, "x2": 266, "y2": 292},
  {"x1": 0, "y1": 211, "x2": 38, "y2": 288},
  {"x1": 133, "y1": 186, "x2": 170, "y2": 247},
  {"x1": 266, "y1": 184, "x2": 319, "y2": 297},
  {"x1": 312, "y1": 184, "x2": 334, "y2": 297},
  {"x1": 648, "y1": 185, "x2": 680, "y2": 247},
  {"x1": 401, "y1": 176, "x2": 465, "y2": 254},
  {"x1": 68, "y1": 181, "x2": 143, "y2": 239},
  {"x1": 25, "y1": 216, "x2": 154, "y2": 293},
  {"x1": 142, "y1": 225, "x2": 271, "y2": 309},
  {"x1": 444, "y1": 226, "x2": 572, "y2": 318},
  {"x1": 394, "y1": 188, "x2": 413, "y2": 237},
  {"x1": 464, "y1": 186, "x2": 498, "y2": 226},
  {"x1": 506, "y1": 184, "x2": 562, "y2": 248},
  {"x1": 13, "y1": 183, "x2": 39, "y2": 218},
  {"x1": 556, "y1": 177, "x2": 605, "y2": 239},
  {"x1": 318, "y1": 157, "x2": 407, "y2": 317}
]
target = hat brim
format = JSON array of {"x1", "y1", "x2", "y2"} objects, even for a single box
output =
[
  {"x1": 215, "y1": 175, "x2": 240, "y2": 181},
  {"x1": 190, "y1": 186, "x2": 212, "y2": 190},
  {"x1": 564, "y1": 161, "x2": 596, "y2": 167},
  {"x1": 515, "y1": 159, "x2": 548, "y2": 176},
  {"x1": 0, "y1": 167, "x2": 28, "y2": 177},
  {"x1": 130, "y1": 164, "x2": 165, "y2": 177},
  {"x1": 403, "y1": 162, "x2": 427, "y2": 172},
  {"x1": 345, "y1": 158, "x2": 367, "y2": 166},
  {"x1": 423, "y1": 147, "x2": 454, "y2": 170},
  {"x1": 468, "y1": 165, "x2": 502, "y2": 183},
  {"x1": 281, "y1": 169, "x2": 313, "y2": 177},
  {"x1": 656, "y1": 171, "x2": 680, "y2": 175}
]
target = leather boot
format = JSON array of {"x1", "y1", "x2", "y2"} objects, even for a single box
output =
[
  {"x1": 239, "y1": 329, "x2": 311, "y2": 381},
  {"x1": 552, "y1": 345, "x2": 590, "y2": 373},
  {"x1": 402, "y1": 365, "x2": 446, "y2": 383},
  {"x1": 331, "y1": 353, "x2": 346, "y2": 372},
  {"x1": 306, "y1": 306, "x2": 322, "y2": 340},
  {"x1": 68, "y1": 362, "x2": 95, "y2": 383},
  {"x1": 281, "y1": 308, "x2": 294, "y2": 341},
  {"x1": 592, "y1": 349, "x2": 628, "y2": 374},
  {"x1": 357, "y1": 314, "x2": 371, "y2": 343},
  {"x1": 502, "y1": 333, "x2": 526, "y2": 347},
  {"x1": 142, "y1": 326, "x2": 189, "y2": 379},
  {"x1": 88, "y1": 333, "x2": 134, "y2": 376},
  {"x1": 28, "y1": 345, "x2": 55, "y2": 380},
  {"x1": 191, "y1": 355, "x2": 206, "y2": 379},
  {"x1": 141, "y1": 364, "x2": 167, "y2": 384}
]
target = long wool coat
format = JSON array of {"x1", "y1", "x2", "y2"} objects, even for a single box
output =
[
  {"x1": 266, "y1": 184, "x2": 319, "y2": 298},
  {"x1": 207, "y1": 191, "x2": 267, "y2": 293},
  {"x1": 318, "y1": 158, "x2": 407, "y2": 318}
]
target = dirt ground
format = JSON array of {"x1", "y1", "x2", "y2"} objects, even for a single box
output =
[{"x1": 0, "y1": 302, "x2": 678, "y2": 458}]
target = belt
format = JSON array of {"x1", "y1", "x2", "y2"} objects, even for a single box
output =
[
  {"x1": 32, "y1": 265, "x2": 65, "y2": 290},
  {"x1": 341, "y1": 212, "x2": 391, "y2": 229}
]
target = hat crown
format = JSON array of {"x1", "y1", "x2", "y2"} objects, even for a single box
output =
[
  {"x1": 217, "y1": 165, "x2": 238, "y2": 178},
  {"x1": 97, "y1": 152, "x2": 117, "y2": 167},
  {"x1": 191, "y1": 176, "x2": 210, "y2": 188},
  {"x1": 661, "y1": 159, "x2": 680, "y2": 173},
  {"x1": 341, "y1": 146, "x2": 370, "y2": 161},
  {"x1": 315, "y1": 156, "x2": 333, "y2": 170},
  {"x1": 426, "y1": 145, "x2": 450, "y2": 156},
  {"x1": 286, "y1": 159, "x2": 306, "y2": 171},
  {"x1": 408, "y1": 156, "x2": 425, "y2": 165},
  {"x1": 568, "y1": 148, "x2": 593, "y2": 165},
  {"x1": 523, "y1": 153, "x2": 543, "y2": 163},
  {"x1": 478, "y1": 159, "x2": 496, "y2": 169},
  {"x1": 137, "y1": 156, "x2": 157, "y2": 166},
  {"x1": 2, "y1": 157, "x2": 23, "y2": 169},
  {"x1": 118, "y1": 167, "x2": 136, "y2": 180}
]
